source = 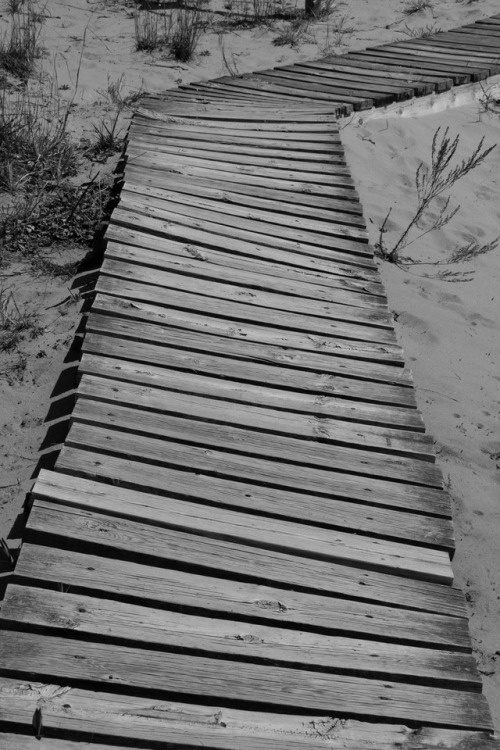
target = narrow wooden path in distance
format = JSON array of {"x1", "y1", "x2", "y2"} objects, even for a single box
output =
[{"x1": 1, "y1": 12, "x2": 500, "y2": 750}]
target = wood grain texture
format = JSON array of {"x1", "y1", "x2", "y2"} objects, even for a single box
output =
[
  {"x1": 31, "y1": 470, "x2": 452, "y2": 582},
  {"x1": 79, "y1": 348, "x2": 425, "y2": 431},
  {"x1": 0, "y1": 632, "x2": 491, "y2": 728},
  {"x1": 26, "y1": 496, "x2": 462, "y2": 612},
  {"x1": 1, "y1": 679, "x2": 497, "y2": 749},
  {"x1": 76, "y1": 365, "x2": 431, "y2": 457},
  {"x1": 12, "y1": 544, "x2": 472, "y2": 646},
  {"x1": 60, "y1": 422, "x2": 450, "y2": 519},
  {"x1": 34, "y1": 464, "x2": 455, "y2": 549},
  {"x1": 2, "y1": 586, "x2": 479, "y2": 688}
]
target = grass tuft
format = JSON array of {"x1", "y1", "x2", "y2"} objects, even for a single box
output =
[
  {"x1": 402, "y1": 0, "x2": 433, "y2": 14},
  {"x1": 0, "y1": 4, "x2": 43, "y2": 82}
]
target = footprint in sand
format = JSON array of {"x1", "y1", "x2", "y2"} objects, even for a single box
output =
[{"x1": 396, "y1": 312, "x2": 439, "y2": 344}]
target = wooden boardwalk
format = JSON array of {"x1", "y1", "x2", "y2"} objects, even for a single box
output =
[{"x1": 2, "y1": 15, "x2": 500, "y2": 750}]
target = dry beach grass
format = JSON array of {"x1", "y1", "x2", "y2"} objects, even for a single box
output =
[{"x1": 0, "y1": 0, "x2": 499, "y2": 732}]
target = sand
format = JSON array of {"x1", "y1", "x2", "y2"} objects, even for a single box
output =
[{"x1": 0, "y1": 0, "x2": 499, "y2": 732}]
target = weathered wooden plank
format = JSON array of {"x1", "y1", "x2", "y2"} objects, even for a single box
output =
[
  {"x1": 345, "y1": 53, "x2": 471, "y2": 85},
  {"x1": 105, "y1": 228, "x2": 379, "y2": 296},
  {"x1": 119, "y1": 183, "x2": 369, "y2": 243},
  {"x1": 254, "y1": 70, "x2": 402, "y2": 105},
  {"x1": 12, "y1": 545, "x2": 472, "y2": 642},
  {"x1": 0, "y1": 632, "x2": 490, "y2": 728},
  {"x1": 98, "y1": 261, "x2": 393, "y2": 332},
  {"x1": 205, "y1": 77, "x2": 368, "y2": 110},
  {"x1": 126, "y1": 148, "x2": 356, "y2": 188},
  {"x1": 34, "y1": 460, "x2": 455, "y2": 549},
  {"x1": 128, "y1": 123, "x2": 345, "y2": 152},
  {"x1": 61, "y1": 423, "x2": 450, "y2": 517},
  {"x1": 81, "y1": 332, "x2": 418, "y2": 416},
  {"x1": 94, "y1": 276, "x2": 400, "y2": 354},
  {"x1": 31, "y1": 470, "x2": 451, "y2": 581},
  {"x1": 85, "y1": 315, "x2": 412, "y2": 402},
  {"x1": 307, "y1": 58, "x2": 453, "y2": 90},
  {"x1": 2, "y1": 679, "x2": 496, "y2": 750},
  {"x1": 121, "y1": 169, "x2": 366, "y2": 226},
  {"x1": 80, "y1": 351, "x2": 425, "y2": 432},
  {"x1": 2, "y1": 586, "x2": 478, "y2": 688},
  {"x1": 26, "y1": 497, "x2": 459, "y2": 604},
  {"x1": 381, "y1": 43, "x2": 500, "y2": 73},
  {"x1": 356, "y1": 50, "x2": 487, "y2": 82},
  {"x1": 278, "y1": 63, "x2": 430, "y2": 95},
  {"x1": 433, "y1": 30, "x2": 500, "y2": 49},
  {"x1": 270, "y1": 65, "x2": 417, "y2": 95},
  {"x1": 138, "y1": 99, "x2": 340, "y2": 120},
  {"x1": 127, "y1": 134, "x2": 348, "y2": 169},
  {"x1": 106, "y1": 218, "x2": 375, "y2": 281},
  {"x1": 133, "y1": 112, "x2": 343, "y2": 136},
  {"x1": 92, "y1": 290, "x2": 400, "y2": 363},
  {"x1": 104, "y1": 240, "x2": 384, "y2": 311},
  {"x1": 177, "y1": 80, "x2": 358, "y2": 111},
  {"x1": 125, "y1": 153, "x2": 356, "y2": 198},
  {"x1": 111, "y1": 204, "x2": 375, "y2": 270},
  {"x1": 75, "y1": 374, "x2": 437, "y2": 470},
  {"x1": 398, "y1": 38, "x2": 500, "y2": 62}
]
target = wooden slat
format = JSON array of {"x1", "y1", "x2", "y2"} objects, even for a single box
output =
[
  {"x1": 93, "y1": 274, "x2": 401, "y2": 355},
  {"x1": 126, "y1": 148, "x2": 356, "y2": 188},
  {"x1": 49, "y1": 439, "x2": 452, "y2": 581},
  {"x1": 119, "y1": 182, "x2": 369, "y2": 242},
  {"x1": 104, "y1": 240, "x2": 383, "y2": 310},
  {"x1": 81, "y1": 330, "x2": 418, "y2": 415},
  {"x1": 60, "y1": 421, "x2": 449, "y2": 517},
  {"x1": 97, "y1": 262, "x2": 394, "y2": 333},
  {"x1": 127, "y1": 134, "x2": 349, "y2": 171},
  {"x1": 125, "y1": 153, "x2": 356, "y2": 197},
  {"x1": 26, "y1": 496, "x2": 461, "y2": 610},
  {"x1": 254, "y1": 70, "x2": 405, "y2": 105},
  {"x1": 105, "y1": 228, "x2": 379, "y2": 295},
  {"x1": 128, "y1": 123, "x2": 346, "y2": 152},
  {"x1": 79, "y1": 350, "x2": 426, "y2": 432},
  {"x1": 85, "y1": 314, "x2": 412, "y2": 402},
  {"x1": 31, "y1": 470, "x2": 451, "y2": 577},
  {"x1": 2, "y1": 679, "x2": 497, "y2": 750},
  {"x1": 53, "y1": 437, "x2": 452, "y2": 551},
  {"x1": 133, "y1": 112, "x2": 343, "y2": 136},
  {"x1": 14, "y1": 544, "x2": 470, "y2": 646},
  {"x1": 345, "y1": 53, "x2": 471, "y2": 85},
  {"x1": 75, "y1": 375, "x2": 439, "y2": 474},
  {"x1": 106, "y1": 219, "x2": 375, "y2": 281},
  {"x1": 0, "y1": 632, "x2": 491, "y2": 728},
  {"x1": 91, "y1": 291, "x2": 401, "y2": 364},
  {"x1": 110, "y1": 206, "x2": 376, "y2": 270},
  {"x1": 306, "y1": 58, "x2": 454, "y2": 91},
  {"x1": 2, "y1": 585, "x2": 479, "y2": 688},
  {"x1": 354, "y1": 50, "x2": 486, "y2": 83},
  {"x1": 34, "y1": 460, "x2": 455, "y2": 549},
  {"x1": 120, "y1": 169, "x2": 367, "y2": 226},
  {"x1": 278, "y1": 63, "x2": 433, "y2": 95}
]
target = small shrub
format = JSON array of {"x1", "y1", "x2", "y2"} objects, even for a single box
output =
[
  {"x1": 376, "y1": 127, "x2": 496, "y2": 268},
  {"x1": 273, "y1": 16, "x2": 310, "y2": 47},
  {"x1": 399, "y1": 22, "x2": 441, "y2": 38},
  {"x1": 171, "y1": 7, "x2": 204, "y2": 62},
  {"x1": 0, "y1": 87, "x2": 76, "y2": 192},
  {"x1": 402, "y1": 0, "x2": 433, "y2": 15},
  {"x1": 0, "y1": 7, "x2": 43, "y2": 81},
  {"x1": 0, "y1": 287, "x2": 42, "y2": 352},
  {"x1": 0, "y1": 178, "x2": 112, "y2": 262},
  {"x1": 134, "y1": 9, "x2": 171, "y2": 51}
]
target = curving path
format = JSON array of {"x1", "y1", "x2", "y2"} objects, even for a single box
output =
[{"x1": 1, "y1": 14, "x2": 500, "y2": 750}]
